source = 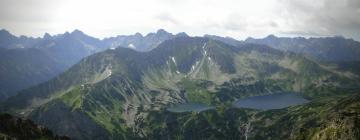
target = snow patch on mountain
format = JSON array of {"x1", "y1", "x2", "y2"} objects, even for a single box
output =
[
  {"x1": 128, "y1": 43, "x2": 136, "y2": 49},
  {"x1": 171, "y1": 56, "x2": 177, "y2": 65},
  {"x1": 202, "y1": 43, "x2": 207, "y2": 55}
]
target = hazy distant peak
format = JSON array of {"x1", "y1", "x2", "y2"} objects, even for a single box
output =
[
  {"x1": 19, "y1": 35, "x2": 33, "y2": 39},
  {"x1": 43, "y1": 33, "x2": 52, "y2": 39},
  {"x1": 331, "y1": 35, "x2": 347, "y2": 40},
  {"x1": 71, "y1": 29, "x2": 85, "y2": 36},
  {"x1": 203, "y1": 34, "x2": 214, "y2": 37},
  {"x1": 0, "y1": 29, "x2": 9, "y2": 33},
  {"x1": 134, "y1": 32, "x2": 143, "y2": 37},
  {"x1": 265, "y1": 34, "x2": 278, "y2": 39},
  {"x1": 156, "y1": 29, "x2": 169, "y2": 34},
  {"x1": 175, "y1": 32, "x2": 188, "y2": 37},
  {"x1": 244, "y1": 37, "x2": 254, "y2": 41},
  {"x1": 63, "y1": 31, "x2": 71, "y2": 36},
  {"x1": 0, "y1": 29, "x2": 13, "y2": 36}
]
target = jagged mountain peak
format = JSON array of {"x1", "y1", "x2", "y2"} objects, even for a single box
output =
[
  {"x1": 144, "y1": 29, "x2": 173, "y2": 38},
  {"x1": 0, "y1": 29, "x2": 11, "y2": 35},
  {"x1": 156, "y1": 29, "x2": 168, "y2": 34},
  {"x1": 63, "y1": 31, "x2": 71, "y2": 37},
  {"x1": 103, "y1": 29, "x2": 177, "y2": 51},
  {"x1": 134, "y1": 32, "x2": 143, "y2": 37},
  {"x1": 265, "y1": 34, "x2": 278, "y2": 39},
  {"x1": 43, "y1": 33, "x2": 52, "y2": 39},
  {"x1": 175, "y1": 32, "x2": 188, "y2": 37},
  {"x1": 70, "y1": 29, "x2": 85, "y2": 36},
  {"x1": 0, "y1": 29, "x2": 16, "y2": 38},
  {"x1": 69, "y1": 29, "x2": 97, "y2": 40}
]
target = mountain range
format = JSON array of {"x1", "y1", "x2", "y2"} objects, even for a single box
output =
[
  {"x1": 0, "y1": 29, "x2": 183, "y2": 101},
  {"x1": 0, "y1": 29, "x2": 359, "y2": 139},
  {"x1": 245, "y1": 35, "x2": 360, "y2": 62},
  {"x1": 1, "y1": 34, "x2": 359, "y2": 139},
  {"x1": 1, "y1": 29, "x2": 360, "y2": 102}
]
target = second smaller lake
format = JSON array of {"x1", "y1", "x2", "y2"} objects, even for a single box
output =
[
  {"x1": 167, "y1": 103, "x2": 214, "y2": 113},
  {"x1": 233, "y1": 92, "x2": 309, "y2": 110}
]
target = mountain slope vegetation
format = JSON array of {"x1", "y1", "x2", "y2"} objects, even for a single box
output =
[
  {"x1": 2, "y1": 36, "x2": 358, "y2": 139},
  {"x1": 141, "y1": 94, "x2": 360, "y2": 140}
]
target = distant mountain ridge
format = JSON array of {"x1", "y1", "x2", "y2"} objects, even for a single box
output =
[
  {"x1": 2, "y1": 28, "x2": 360, "y2": 62},
  {"x1": 0, "y1": 29, "x2": 106, "y2": 101},
  {"x1": 0, "y1": 48, "x2": 66, "y2": 101},
  {"x1": 1, "y1": 28, "x2": 360, "y2": 101},
  {"x1": 245, "y1": 35, "x2": 360, "y2": 62},
  {"x1": 103, "y1": 29, "x2": 188, "y2": 51},
  {"x1": 0, "y1": 29, "x2": 41, "y2": 49},
  {"x1": 0, "y1": 29, "x2": 182, "y2": 101}
]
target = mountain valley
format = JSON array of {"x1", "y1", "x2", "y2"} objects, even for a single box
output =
[{"x1": 1, "y1": 35, "x2": 359, "y2": 139}]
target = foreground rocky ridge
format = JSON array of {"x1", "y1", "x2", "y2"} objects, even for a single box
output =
[{"x1": 0, "y1": 113, "x2": 69, "y2": 140}]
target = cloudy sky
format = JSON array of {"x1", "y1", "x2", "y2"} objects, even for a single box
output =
[{"x1": 0, "y1": 0, "x2": 359, "y2": 40}]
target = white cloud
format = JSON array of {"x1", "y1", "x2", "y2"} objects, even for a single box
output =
[{"x1": 0, "y1": 0, "x2": 359, "y2": 40}]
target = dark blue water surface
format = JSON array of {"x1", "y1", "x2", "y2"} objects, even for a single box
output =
[
  {"x1": 233, "y1": 92, "x2": 309, "y2": 110},
  {"x1": 167, "y1": 103, "x2": 214, "y2": 113}
]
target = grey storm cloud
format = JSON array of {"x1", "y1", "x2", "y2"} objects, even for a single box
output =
[{"x1": 278, "y1": 0, "x2": 360, "y2": 39}]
